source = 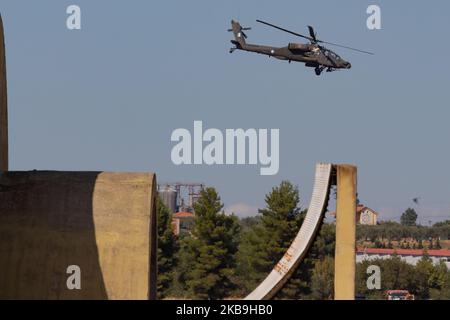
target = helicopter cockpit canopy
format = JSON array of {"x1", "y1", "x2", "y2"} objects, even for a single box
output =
[{"x1": 322, "y1": 48, "x2": 343, "y2": 62}]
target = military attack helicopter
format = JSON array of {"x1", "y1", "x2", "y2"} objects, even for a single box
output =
[{"x1": 228, "y1": 19, "x2": 373, "y2": 76}]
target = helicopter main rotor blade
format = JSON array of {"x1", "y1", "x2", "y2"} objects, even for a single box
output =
[
  {"x1": 256, "y1": 19, "x2": 313, "y2": 42},
  {"x1": 318, "y1": 40, "x2": 374, "y2": 55},
  {"x1": 308, "y1": 26, "x2": 317, "y2": 42},
  {"x1": 257, "y1": 19, "x2": 374, "y2": 55}
]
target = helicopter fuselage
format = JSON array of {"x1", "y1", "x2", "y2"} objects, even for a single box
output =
[{"x1": 233, "y1": 41, "x2": 352, "y2": 70}]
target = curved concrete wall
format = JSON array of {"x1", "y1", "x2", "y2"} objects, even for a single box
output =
[
  {"x1": 245, "y1": 163, "x2": 333, "y2": 299},
  {"x1": 0, "y1": 171, "x2": 157, "y2": 300},
  {"x1": 245, "y1": 164, "x2": 357, "y2": 300},
  {"x1": 0, "y1": 14, "x2": 8, "y2": 171}
]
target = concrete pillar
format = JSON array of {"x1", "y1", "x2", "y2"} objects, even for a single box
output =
[
  {"x1": 334, "y1": 165, "x2": 357, "y2": 300},
  {"x1": 0, "y1": 14, "x2": 8, "y2": 171}
]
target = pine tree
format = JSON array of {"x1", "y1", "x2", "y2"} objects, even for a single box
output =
[
  {"x1": 236, "y1": 181, "x2": 311, "y2": 299},
  {"x1": 259, "y1": 181, "x2": 302, "y2": 262},
  {"x1": 429, "y1": 262, "x2": 450, "y2": 300},
  {"x1": 310, "y1": 256, "x2": 335, "y2": 299},
  {"x1": 177, "y1": 187, "x2": 240, "y2": 299},
  {"x1": 156, "y1": 196, "x2": 178, "y2": 299},
  {"x1": 414, "y1": 253, "x2": 434, "y2": 299},
  {"x1": 400, "y1": 208, "x2": 418, "y2": 226},
  {"x1": 277, "y1": 222, "x2": 336, "y2": 299}
]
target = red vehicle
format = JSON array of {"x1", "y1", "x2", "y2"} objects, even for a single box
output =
[{"x1": 385, "y1": 290, "x2": 415, "y2": 300}]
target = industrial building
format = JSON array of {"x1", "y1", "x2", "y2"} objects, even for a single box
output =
[{"x1": 158, "y1": 183, "x2": 204, "y2": 235}]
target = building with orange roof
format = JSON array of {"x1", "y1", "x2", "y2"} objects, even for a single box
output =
[
  {"x1": 330, "y1": 204, "x2": 378, "y2": 225},
  {"x1": 172, "y1": 211, "x2": 195, "y2": 236}
]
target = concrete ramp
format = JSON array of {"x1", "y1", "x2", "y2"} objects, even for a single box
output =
[
  {"x1": 245, "y1": 163, "x2": 333, "y2": 300},
  {"x1": 0, "y1": 14, "x2": 8, "y2": 171},
  {"x1": 0, "y1": 171, "x2": 157, "y2": 300}
]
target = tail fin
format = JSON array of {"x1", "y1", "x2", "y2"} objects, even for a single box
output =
[{"x1": 229, "y1": 20, "x2": 247, "y2": 48}]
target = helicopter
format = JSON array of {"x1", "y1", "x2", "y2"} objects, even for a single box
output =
[{"x1": 228, "y1": 19, "x2": 373, "y2": 76}]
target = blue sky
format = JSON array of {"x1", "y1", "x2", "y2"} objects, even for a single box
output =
[{"x1": 1, "y1": 1, "x2": 449, "y2": 223}]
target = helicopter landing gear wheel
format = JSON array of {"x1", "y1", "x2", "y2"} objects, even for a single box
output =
[{"x1": 315, "y1": 66, "x2": 323, "y2": 76}]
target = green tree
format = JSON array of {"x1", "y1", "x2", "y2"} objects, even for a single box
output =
[
  {"x1": 259, "y1": 181, "x2": 302, "y2": 262},
  {"x1": 433, "y1": 220, "x2": 450, "y2": 227},
  {"x1": 310, "y1": 256, "x2": 335, "y2": 299},
  {"x1": 235, "y1": 181, "x2": 303, "y2": 297},
  {"x1": 356, "y1": 257, "x2": 416, "y2": 299},
  {"x1": 356, "y1": 255, "x2": 450, "y2": 300},
  {"x1": 413, "y1": 252, "x2": 434, "y2": 299},
  {"x1": 278, "y1": 222, "x2": 336, "y2": 299},
  {"x1": 429, "y1": 261, "x2": 448, "y2": 289},
  {"x1": 176, "y1": 187, "x2": 240, "y2": 299},
  {"x1": 400, "y1": 208, "x2": 418, "y2": 226},
  {"x1": 156, "y1": 196, "x2": 177, "y2": 299},
  {"x1": 429, "y1": 266, "x2": 450, "y2": 300}
]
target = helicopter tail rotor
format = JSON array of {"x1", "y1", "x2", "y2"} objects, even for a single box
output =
[
  {"x1": 228, "y1": 20, "x2": 251, "y2": 52},
  {"x1": 228, "y1": 20, "x2": 252, "y2": 39}
]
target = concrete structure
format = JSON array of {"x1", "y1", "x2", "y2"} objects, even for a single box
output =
[
  {"x1": 245, "y1": 163, "x2": 333, "y2": 300},
  {"x1": 0, "y1": 14, "x2": 8, "y2": 171},
  {"x1": 334, "y1": 165, "x2": 357, "y2": 300},
  {"x1": 0, "y1": 172, "x2": 157, "y2": 299},
  {"x1": 357, "y1": 248, "x2": 450, "y2": 270},
  {"x1": 0, "y1": 16, "x2": 158, "y2": 300},
  {"x1": 245, "y1": 164, "x2": 357, "y2": 300}
]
